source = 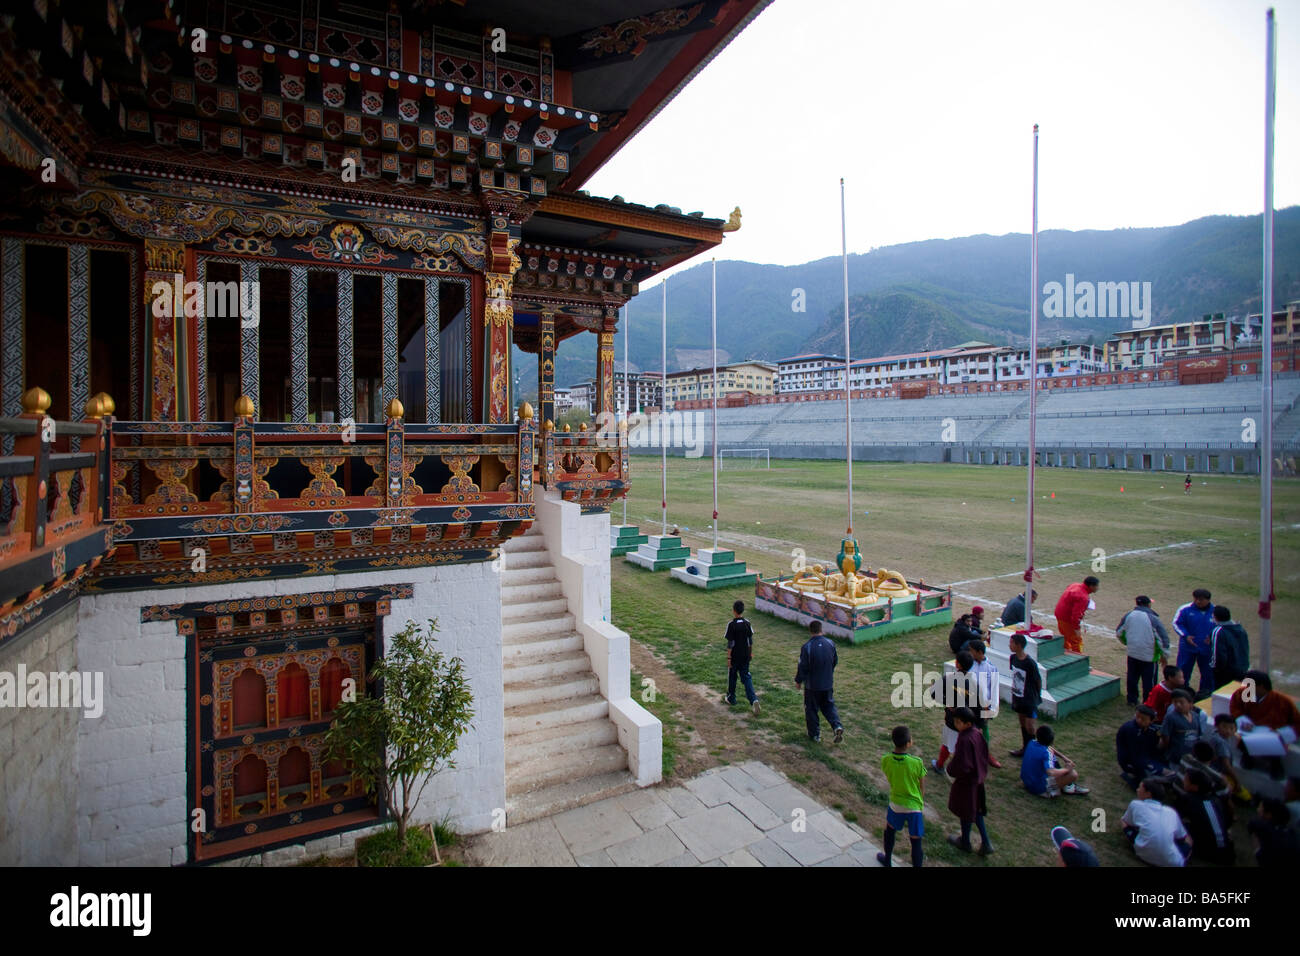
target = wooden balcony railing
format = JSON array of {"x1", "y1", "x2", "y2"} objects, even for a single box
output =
[
  {"x1": 539, "y1": 420, "x2": 629, "y2": 506},
  {"x1": 107, "y1": 397, "x2": 537, "y2": 545},
  {"x1": 0, "y1": 388, "x2": 113, "y2": 647}
]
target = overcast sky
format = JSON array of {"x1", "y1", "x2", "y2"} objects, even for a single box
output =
[{"x1": 585, "y1": 0, "x2": 1299, "y2": 285}]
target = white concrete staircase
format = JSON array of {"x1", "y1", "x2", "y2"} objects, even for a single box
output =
[{"x1": 501, "y1": 523, "x2": 635, "y2": 824}]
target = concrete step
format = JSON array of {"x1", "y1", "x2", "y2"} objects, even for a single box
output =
[
  {"x1": 504, "y1": 672, "x2": 601, "y2": 710},
  {"x1": 1047, "y1": 671, "x2": 1122, "y2": 719},
  {"x1": 505, "y1": 693, "x2": 610, "y2": 736},
  {"x1": 502, "y1": 631, "x2": 585, "y2": 661},
  {"x1": 504, "y1": 534, "x2": 548, "y2": 554},
  {"x1": 505, "y1": 717, "x2": 620, "y2": 768},
  {"x1": 501, "y1": 580, "x2": 564, "y2": 604},
  {"x1": 501, "y1": 565, "x2": 558, "y2": 586},
  {"x1": 506, "y1": 743, "x2": 628, "y2": 796},
  {"x1": 502, "y1": 596, "x2": 571, "y2": 622},
  {"x1": 502, "y1": 612, "x2": 576, "y2": 643},
  {"x1": 501, "y1": 548, "x2": 552, "y2": 570},
  {"x1": 502, "y1": 649, "x2": 592, "y2": 684},
  {"x1": 504, "y1": 769, "x2": 638, "y2": 826}
]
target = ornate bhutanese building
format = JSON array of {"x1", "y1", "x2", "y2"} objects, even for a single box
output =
[{"x1": 0, "y1": 0, "x2": 766, "y2": 865}]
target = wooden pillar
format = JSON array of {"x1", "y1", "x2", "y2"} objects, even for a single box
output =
[
  {"x1": 1, "y1": 238, "x2": 24, "y2": 454},
  {"x1": 538, "y1": 308, "x2": 556, "y2": 428},
  {"x1": 484, "y1": 268, "x2": 513, "y2": 423},
  {"x1": 144, "y1": 239, "x2": 186, "y2": 422}
]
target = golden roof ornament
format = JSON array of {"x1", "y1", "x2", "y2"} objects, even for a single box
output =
[
  {"x1": 543, "y1": 419, "x2": 554, "y2": 432},
  {"x1": 22, "y1": 387, "x2": 51, "y2": 415},
  {"x1": 93, "y1": 392, "x2": 116, "y2": 415},
  {"x1": 722, "y1": 206, "x2": 742, "y2": 232},
  {"x1": 385, "y1": 397, "x2": 405, "y2": 419},
  {"x1": 84, "y1": 395, "x2": 104, "y2": 418},
  {"x1": 519, "y1": 401, "x2": 534, "y2": 421},
  {"x1": 234, "y1": 395, "x2": 255, "y2": 419}
]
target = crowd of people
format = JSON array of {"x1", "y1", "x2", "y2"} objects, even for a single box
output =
[{"x1": 716, "y1": 581, "x2": 1300, "y2": 868}]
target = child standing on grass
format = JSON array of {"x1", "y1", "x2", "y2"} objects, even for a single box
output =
[
  {"x1": 947, "y1": 707, "x2": 994, "y2": 855},
  {"x1": 1007, "y1": 632, "x2": 1041, "y2": 757},
  {"x1": 878, "y1": 725, "x2": 926, "y2": 867},
  {"x1": 722, "y1": 599, "x2": 759, "y2": 714}
]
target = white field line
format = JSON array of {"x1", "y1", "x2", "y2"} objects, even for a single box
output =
[{"x1": 946, "y1": 538, "x2": 1218, "y2": 587}]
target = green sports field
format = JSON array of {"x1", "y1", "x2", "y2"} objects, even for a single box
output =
[{"x1": 610, "y1": 457, "x2": 1299, "y2": 867}]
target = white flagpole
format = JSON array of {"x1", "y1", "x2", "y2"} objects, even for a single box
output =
[
  {"x1": 712, "y1": 257, "x2": 719, "y2": 551},
  {"x1": 841, "y1": 178, "x2": 853, "y2": 536},
  {"x1": 661, "y1": 277, "x2": 668, "y2": 536},
  {"x1": 1026, "y1": 124, "x2": 1040, "y2": 630},
  {"x1": 1260, "y1": 8, "x2": 1276, "y2": 671},
  {"x1": 622, "y1": 302, "x2": 629, "y2": 528}
]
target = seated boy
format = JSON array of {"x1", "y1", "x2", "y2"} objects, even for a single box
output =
[
  {"x1": 1230, "y1": 669, "x2": 1300, "y2": 738},
  {"x1": 1116, "y1": 704, "x2": 1164, "y2": 790},
  {"x1": 1176, "y1": 767, "x2": 1235, "y2": 865},
  {"x1": 1122, "y1": 777, "x2": 1192, "y2": 866},
  {"x1": 1159, "y1": 689, "x2": 1210, "y2": 764},
  {"x1": 1021, "y1": 725, "x2": 1089, "y2": 797},
  {"x1": 878, "y1": 725, "x2": 926, "y2": 867},
  {"x1": 1143, "y1": 665, "x2": 1185, "y2": 724}
]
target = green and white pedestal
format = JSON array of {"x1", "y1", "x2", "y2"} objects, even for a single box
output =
[
  {"x1": 610, "y1": 525, "x2": 648, "y2": 556},
  {"x1": 980, "y1": 625, "x2": 1121, "y2": 718},
  {"x1": 670, "y1": 548, "x2": 757, "y2": 590},
  {"x1": 625, "y1": 534, "x2": 690, "y2": 571}
]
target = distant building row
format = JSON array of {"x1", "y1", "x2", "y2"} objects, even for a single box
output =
[
  {"x1": 563, "y1": 305, "x2": 1300, "y2": 412},
  {"x1": 776, "y1": 305, "x2": 1300, "y2": 396}
]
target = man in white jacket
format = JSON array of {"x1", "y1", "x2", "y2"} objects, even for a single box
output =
[{"x1": 1117, "y1": 595, "x2": 1171, "y2": 706}]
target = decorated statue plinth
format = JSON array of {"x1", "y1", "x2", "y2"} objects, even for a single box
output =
[
  {"x1": 610, "y1": 525, "x2": 648, "y2": 556},
  {"x1": 625, "y1": 534, "x2": 689, "y2": 571},
  {"x1": 981, "y1": 624, "x2": 1120, "y2": 718},
  {"x1": 753, "y1": 537, "x2": 951, "y2": 643},
  {"x1": 670, "y1": 548, "x2": 757, "y2": 590}
]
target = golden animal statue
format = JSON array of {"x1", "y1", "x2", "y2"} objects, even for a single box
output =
[
  {"x1": 781, "y1": 537, "x2": 915, "y2": 607},
  {"x1": 872, "y1": 568, "x2": 912, "y2": 597},
  {"x1": 790, "y1": 564, "x2": 829, "y2": 592}
]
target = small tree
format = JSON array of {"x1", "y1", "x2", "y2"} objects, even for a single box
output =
[{"x1": 325, "y1": 618, "x2": 474, "y2": 854}]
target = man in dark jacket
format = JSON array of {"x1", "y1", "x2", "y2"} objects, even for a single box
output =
[
  {"x1": 1209, "y1": 606, "x2": 1249, "y2": 688},
  {"x1": 948, "y1": 613, "x2": 981, "y2": 656},
  {"x1": 796, "y1": 621, "x2": 843, "y2": 743},
  {"x1": 723, "y1": 599, "x2": 759, "y2": 713},
  {"x1": 1116, "y1": 704, "x2": 1165, "y2": 789},
  {"x1": 999, "y1": 590, "x2": 1037, "y2": 628}
]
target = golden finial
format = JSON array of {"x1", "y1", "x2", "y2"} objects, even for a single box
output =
[
  {"x1": 385, "y1": 397, "x2": 405, "y2": 419},
  {"x1": 94, "y1": 392, "x2": 116, "y2": 415},
  {"x1": 563, "y1": 423, "x2": 571, "y2": 432},
  {"x1": 579, "y1": 422, "x2": 587, "y2": 431},
  {"x1": 234, "y1": 395, "x2": 255, "y2": 419},
  {"x1": 22, "y1": 387, "x2": 51, "y2": 415},
  {"x1": 519, "y1": 401, "x2": 534, "y2": 421},
  {"x1": 721, "y1": 206, "x2": 742, "y2": 232},
  {"x1": 543, "y1": 419, "x2": 554, "y2": 432},
  {"x1": 84, "y1": 395, "x2": 105, "y2": 418}
]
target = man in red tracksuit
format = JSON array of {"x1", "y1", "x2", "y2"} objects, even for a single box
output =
[{"x1": 1054, "y1": 576, "x2": 1099, "y2": 654}]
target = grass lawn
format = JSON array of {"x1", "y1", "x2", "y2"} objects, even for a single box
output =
[{"x1": 610, "y1": 457, "x2": 1299, "y2": 867}]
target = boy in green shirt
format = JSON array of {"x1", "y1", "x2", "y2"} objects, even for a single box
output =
[{"x1": 878, "y1": 724, "x2": 927, "y2": 866}]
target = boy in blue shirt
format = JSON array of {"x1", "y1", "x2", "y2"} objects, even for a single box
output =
[
  {"x1": 877, "y1": 725, "x2": 926, "y2": 867},
  {"x1": 1021, "y1": 725, "x2": 1089, "y2": 797}
]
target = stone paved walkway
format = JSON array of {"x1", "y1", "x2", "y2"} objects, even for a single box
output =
[{"x1": 464, "y1": 761, "x2": 885, "y2": 867}]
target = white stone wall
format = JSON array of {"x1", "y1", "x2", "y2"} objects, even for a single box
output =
[
  {"x1": 74, "y1": 559, "x2": 504, "y2": 866},
  {"x1": 0, "y1": 603, "x2": 80, "y2": 865},
  {"x1": 537, "y1": 489, "x2": 662, "y2": 787}
]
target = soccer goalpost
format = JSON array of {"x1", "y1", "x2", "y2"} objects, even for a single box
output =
[{"x1": 718, "y1": 448, "x2": 770, "y2": 470}]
